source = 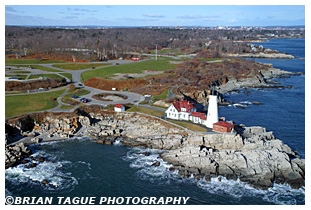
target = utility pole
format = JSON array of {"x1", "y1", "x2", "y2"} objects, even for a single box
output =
[{"x1": 155, "y1": 44, "x2": 158, "y2": 60}]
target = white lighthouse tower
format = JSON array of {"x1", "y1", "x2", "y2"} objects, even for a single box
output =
[{"x1": 206, "y1": 86, "x2": 219, "y2": 128}]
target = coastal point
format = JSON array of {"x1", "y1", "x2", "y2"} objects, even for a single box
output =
[
  {"x1": 5, "y1": 11, "x2": 305, "y2": 205},
  {"x1": 5, "y1": 105, "x2": 305, "y2": 190}
]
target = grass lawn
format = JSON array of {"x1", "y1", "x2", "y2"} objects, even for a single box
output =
[
  {"x1": 152, "y1": 89, "x2": 168, "y2": 101},
  {"x1": 126, "y1": 105, "x2": 207, "y2": 132},
  {"x1": 5, "y1": 75, "x2": 28, "y2": 80},
  {"x1": 5, "y1": 64, "x2": 63, "y2": 73},
  {"x1": 5, "y1": 59, "x2": 64, "y2": 65},
  {"x1": 59, "y1": 73, "x2": 72, "y2": 81},
  {"x1": 53, "y1": 63, "x2": 110, "y2": 70},
  {"x1": 5, "y1": 89, "x2": 65, "y2": 118},
  {"x1": 7, "y1": 70, "x2": 31, "y2": 74},
  {"x1": 31, "y1": 65, "x2": 63, "y2": 72},
  {"x1": 81, "y1": 58, "x2": 177, "y2": 82},
  {"x1": 127, "y1": 106, "x2": 164, "y2": 118},
  {"x1": 167, "y1": 119, "x2": 207, "y2": 132}
]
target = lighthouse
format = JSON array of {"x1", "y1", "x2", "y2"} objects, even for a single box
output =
[{"x1": 206, "y1": 85, "x2": 219, "y2": 128}]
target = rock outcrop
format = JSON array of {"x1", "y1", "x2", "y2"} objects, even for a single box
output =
[
  {"x1": 160, "y1": 126, "x2": 304, "y2": 189},
  {"x1": 5, "y1": 142, "x2": 32, "y2": 169},
  {"x1": 225, "y1": 52, "x2": 295, "y2": 59},
  {"x1": 5, "y1": 107, "x2": 305, "y2": 190}
]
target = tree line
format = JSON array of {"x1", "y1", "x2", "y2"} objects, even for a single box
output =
[{"x1": 5, "y1": 26, "x2": 304, "y2": 61}]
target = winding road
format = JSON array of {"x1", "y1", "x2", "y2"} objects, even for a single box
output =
[{"x1": 6, "y1": 60, "x2": 146, "y2": 112}]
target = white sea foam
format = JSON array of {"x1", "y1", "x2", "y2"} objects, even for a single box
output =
[
  {"x1": 113, "y1": 138, "x2": 123, "y2": 146},
  {"x1": 123, "y1": 147, "x2": 179, "y2": 185},
  {"x1": 262, "y1": 183, "x2": 305, "y2": 205},
  {"x1": 5, "y1": 150, "x2": 78, "y2": 192},
  {"x1": 239, "y1": 101, "x2": 252, "y2": 105},
  {"x1": 123, "y1": 147, "x2": 305, "y2": 205}
]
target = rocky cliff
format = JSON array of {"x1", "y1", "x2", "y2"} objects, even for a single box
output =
[
  {"x1": 161, "y1": 126, "x2": 304, "y2": 189},
  {"x1": 5, "y1": 106, "x2": 304, "y2": 190}
]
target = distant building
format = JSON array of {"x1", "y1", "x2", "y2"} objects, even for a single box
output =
[
  {"x1": 114, "y1": 104, "x2": 125, "y2": 112},
  {"x1": 165, "y1": 100, "x2": 196, "y2": 121},
  {"x1": 213, "y1": 121, "x2": 234, "y2": 133}
]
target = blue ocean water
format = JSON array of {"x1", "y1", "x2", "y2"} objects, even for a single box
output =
[{"x1": 5, "y1": 39, "x2": 305, "y2": 205}]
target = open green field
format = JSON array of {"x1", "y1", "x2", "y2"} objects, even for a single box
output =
[
  {"x1": 5, "y1": 59, "x2": 65, "y2": 65},
  {"x1": 53, "y1": 63, "x2": 110, "y2": 70},
  {"x1": 5, "y1": 64, "x2": 63, "y2": 72},
  {"x1": 5, "y1": 89, "x2": 65, "y2": 118},
  {"x1": 81, "y1": 58, "x2": 177, "y2": 82},
  {"x1": 127, "y1": 106, "x2": 164, "y2": 118}
]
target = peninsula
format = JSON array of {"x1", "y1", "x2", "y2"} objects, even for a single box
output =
[
  {"x1": 5, "y1": 26, "x2": 305, "y2": 191},
  {"x1": 5, "y1": 104, "x2": 305, "y2": 190}
]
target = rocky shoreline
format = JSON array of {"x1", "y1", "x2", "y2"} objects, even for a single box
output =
[
  {"x1": 5, "y1": 106, "x2": 305, "y2": 190},
  {"x1": 224, "y1": 52, "x2": 295, "y2": 59},
  {"x1": 5, "y1": 62, "x2": 305, "y2": 190}
]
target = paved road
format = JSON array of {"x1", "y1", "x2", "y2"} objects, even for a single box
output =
[{"x1": 6, "y1": 60, "x2": 145, "y2": 112}]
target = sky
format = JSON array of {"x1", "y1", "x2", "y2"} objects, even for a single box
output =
[{"x1": 3, "y1": 1, "x2": 307, "y2": 27}]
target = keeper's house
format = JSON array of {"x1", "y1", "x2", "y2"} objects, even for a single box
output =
[{"x1": 165, "y1": 100, "x2": 196, "y2": 121}]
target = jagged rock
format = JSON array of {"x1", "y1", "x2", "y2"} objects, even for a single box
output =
[
  {"x1": 152, "y1": 161, "x2": 161, "y2": 167},
  {"x1": 38, "y1": 156, "x2": 45, "y2": 162},
  {"x1": 5, "y1": 110, "x2": 305, "y2": 190},
  {"x1": 25, "y1": 162, "x2": 37, "y2": 169},
  {"x1": 42, "y1": 179, "x2": 49, "y2": 185}
]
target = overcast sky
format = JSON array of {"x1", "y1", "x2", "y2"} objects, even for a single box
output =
[{"x1": 4, "y1": 1, "x2": 307, "y2": 27}]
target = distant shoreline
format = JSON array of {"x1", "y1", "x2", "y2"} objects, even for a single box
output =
[{"x1": 224, "y1": 52, "x2": 295, "y2": 59}]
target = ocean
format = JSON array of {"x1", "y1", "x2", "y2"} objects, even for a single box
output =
[{"x1": 5, "y1": 38, "x2": 305, "y2": 205}]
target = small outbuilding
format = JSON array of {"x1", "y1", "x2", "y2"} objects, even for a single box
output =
[
  {"x1": 114, "y1": 104, "x2": 125, "y2": 112},
  {"x1": 213, "y1": 121, "x2": 234, "y2": 133}
]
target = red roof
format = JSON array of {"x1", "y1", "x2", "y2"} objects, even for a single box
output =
[
  {"x1": 114, "y1": 104, "x2": 124, "y2": 108},
  {"x1": 172, "y1": 100, "x2": 195, "y2": 112},
  {"x1": 213, "y1": 121, "x2": 234, "y2": 128},
  {"x1": 190, "y1": 112, "x2": 207, "y2": 120}
]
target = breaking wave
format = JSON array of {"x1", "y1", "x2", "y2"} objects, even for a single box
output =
[
  {"x1": 122, "y1": 147, "x2": 179, "y2": 185},
  {"x1": 123, "y1": 147, "x2": 305, "y2": 205},
  {"x1": 5, "y1": 146, "x2": 78, "y2": 194}
]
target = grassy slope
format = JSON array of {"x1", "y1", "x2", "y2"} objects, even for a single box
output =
[
  {"x1": 81, "y1": 58, "x2": 176, "y2": 81},
  {"x1": 5, "y1": 89, "x2": 65, "y2": 118}
]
